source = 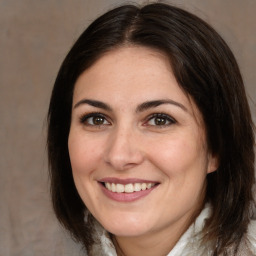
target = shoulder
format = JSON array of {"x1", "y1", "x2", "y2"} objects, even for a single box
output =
[
  {"x1": 244, "y1": 218, "x2": 256, "y2": 254},
  {"x1": 89, "y1": 220, "x2": 117, "y2": 256},
  {"x1": 233, "y1": 218, "x2": 256, "y2": 256}
]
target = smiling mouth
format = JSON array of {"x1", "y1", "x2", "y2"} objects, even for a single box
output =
[{"x1": 103, "y1": 182, "x2": 158, "y2": 193}]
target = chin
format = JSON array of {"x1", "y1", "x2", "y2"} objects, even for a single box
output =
[
  {"x1": 106, "y1": 225, "x2": 149, "y2": 237},
  {"x1": 100, "y1": 214, "x2": 151, "y2": 237}
]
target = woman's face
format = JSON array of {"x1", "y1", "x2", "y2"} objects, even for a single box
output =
[{"x1": 68, "y1": 46, "x2": 217, "y2": 239}]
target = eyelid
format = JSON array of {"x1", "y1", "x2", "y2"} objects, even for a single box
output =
[
  {"x1": 143, "y1": 113, "x2": 177, "y2": 126},
  {"x1": 78, "y1": 112, "x2": 176, "y2": 127},
  {"x1": 79, "y1": 112, "x2": 111, "y2": 125}
]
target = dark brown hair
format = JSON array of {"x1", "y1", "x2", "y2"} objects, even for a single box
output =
[{"x1": 47, "y1": 3, "x2": 255, "y2": 255}]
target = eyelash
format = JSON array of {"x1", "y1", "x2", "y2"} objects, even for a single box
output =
[
  {"x1": 79, "y1": 112, "x2": 176, "y2": 127},
  {"x1": 79, "y1": 112, "x2": 111, "y2": 126},
  {"x1": 144, "y1": 113, "x2": 176, "y2": 127}
]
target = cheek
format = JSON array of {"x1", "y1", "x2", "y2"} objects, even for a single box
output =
[
  {"x1": 68, "y1": 134, "x2": 101, "y2": 176},
  {"x1": 147, "y1": 133, "x2": 209, "y2": 198},
  {"x1": 149, "y1": 136, "x2": 201, "y2": 171},
  {"x1": 68, "y1": 135, "x2": 101, "y2": 204},
  {"x1": 153, "y1": 137, "x2": 208, "y2": 205}
]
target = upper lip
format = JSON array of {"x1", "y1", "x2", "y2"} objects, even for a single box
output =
[{"x1": 98, "y1": 177, "x2": 160, "y2": 185}]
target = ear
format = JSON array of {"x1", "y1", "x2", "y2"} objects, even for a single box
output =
[{"x1": 207, "y1": 153, "x2": 219, "y2": 174}]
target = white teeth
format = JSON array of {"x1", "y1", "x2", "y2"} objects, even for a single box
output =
[
  {"x1": 111, "y1": 183, "x2": 116, "y2": 192},
  {"x1": 125, "y1": 184, "x2": 133, "y2": 193},
  {"x1": 141, "y1": 183, "x2": 147, "y2": 190},
  {"x1": 134, "y1": 183, "x2": 141, "y2": 192},
  {"x1": 147, "y1": 183, "x2": 152, "y2": 189},
  {"x1": 106, "y1": 182, "x2": 111, "y2": 190},
  {"x1": 104, "y1": 182, "x2": 156, "y2": 193},
  {"x1": 116, "y1": 184, "x2": 124, "y2": 193}
]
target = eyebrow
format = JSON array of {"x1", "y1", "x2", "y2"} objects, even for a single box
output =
[
  {"x1": 74, "y1": 99, "x2": 112, "y2": 111},
  {"x1": 135, "y1": 99, "x2": 188, "y2": 113},
  {"x1": 74, "y1": 98, "x2": 187, "y2": 112}
]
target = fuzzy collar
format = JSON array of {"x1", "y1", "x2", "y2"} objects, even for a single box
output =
[{"x1": 89, "y1": 204, "x2": 256, "y2": 256}]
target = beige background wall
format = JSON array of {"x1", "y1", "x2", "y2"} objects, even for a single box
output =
[{"x1": 1, "y1": 0, "x2": 255, "y2": 255}]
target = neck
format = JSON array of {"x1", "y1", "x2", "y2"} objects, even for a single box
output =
[
  {"x1": 113, "y1": 234, "x2": 179, "y2": 256},
  {"x1": 111, "y1": 198, "x2": 206, "y2": 256},
  {"x1": 112, "y1": 210, "x2": 199, "y2": 256},
  {"x1": 110, "y1": 194, "x2": 206, "y2": 256}
]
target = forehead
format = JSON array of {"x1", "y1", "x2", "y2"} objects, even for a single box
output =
[
  {"x1": 76, "y1": 46, "x2": 172, "y2": 83},
  {"x1": 74, "y1": 47, "x2": 182, "y2": 101},
  {"x1": 73, "y1": 46, "x2": 202, "y2": 119},
  {"x1": 73, "y1": 46, "x2": 205, "y2": 128}
]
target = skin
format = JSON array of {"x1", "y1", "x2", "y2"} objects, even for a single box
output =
[{"x1": 68, "y1": 46, "x2": 218, "y2": 256}]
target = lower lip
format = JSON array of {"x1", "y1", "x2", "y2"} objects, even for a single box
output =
[{"x1": 99, "y1": 183, "x2": 158, "y2": 202}]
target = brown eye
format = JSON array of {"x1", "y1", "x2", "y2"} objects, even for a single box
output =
[
  {"x1": 146, "y1": 113, "x2": 176, "y2": 127},
  {"x1": 92, "y1": 116, "x2": 105, "y2": 125},
  {"x1": 80, "y1": 113, "x2": 110, "y2": 126},
  {"x1": 154, "y1": 117, "x2": 168, "y2": 125}
]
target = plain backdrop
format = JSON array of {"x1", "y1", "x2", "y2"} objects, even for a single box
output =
[{"x1": 0, "y1": 0, "x2": 255, "y2": 255}]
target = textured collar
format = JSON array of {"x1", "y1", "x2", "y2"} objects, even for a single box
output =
[
  {"x1": 166, "y1": 204, "x2": 212, "y2": 256},
  {"x1": 89, "y1": 203, "x2": 256, "y2": 256}
]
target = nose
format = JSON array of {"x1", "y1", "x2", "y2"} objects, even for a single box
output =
[{"x1": 104, "y1": 126, "x2": 144, "y2": 171}]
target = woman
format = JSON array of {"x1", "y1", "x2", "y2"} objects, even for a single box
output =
[{"x1": 47, "y1": 3, "x2": 256, "y2": 255}]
